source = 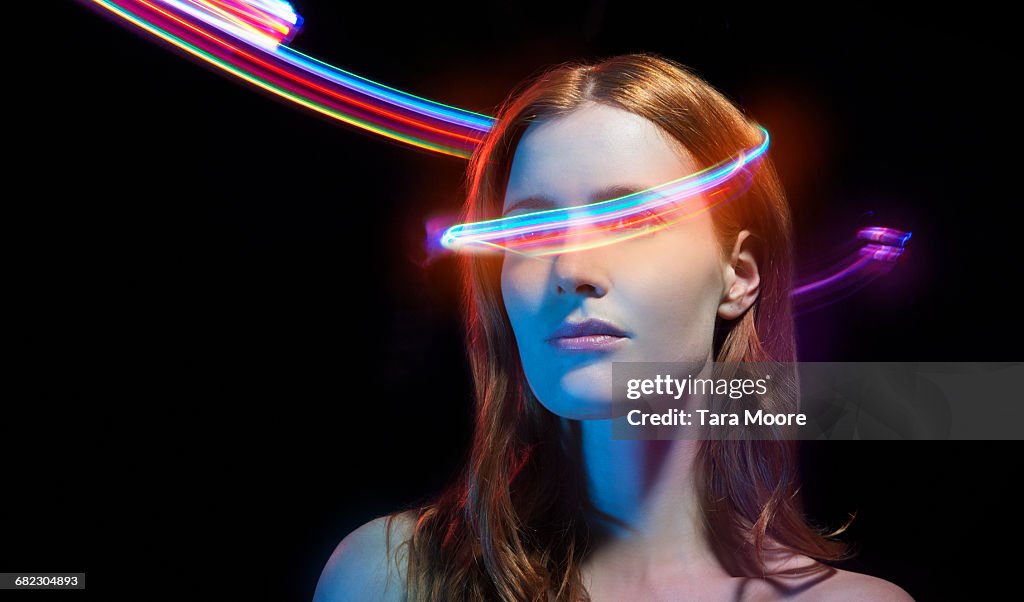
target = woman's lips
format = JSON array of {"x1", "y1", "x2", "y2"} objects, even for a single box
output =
[
  {"x1": 547, "y1": 334, "x2": 628, "y2": 352},
  {"x1": 546, "y1": 318, "x2": 630, "y2": 352}
]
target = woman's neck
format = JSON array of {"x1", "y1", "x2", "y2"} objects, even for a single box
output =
[{"x1": 579, "y1": 418, "x2": 725, "y2": 580}]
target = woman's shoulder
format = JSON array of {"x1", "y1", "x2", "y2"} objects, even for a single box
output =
[
  {"x1": 312, "y1": 510, "x2": 418, "y2": 602},
  {"x1": 748, "y1": 554, "x2": 914, "y2": 601},
  {"x1": 812, "y1": 568, "x2": 913, "y2": 601},
  {"x1": 794, "y1": 565, "x2": 917, "y2": 597}
]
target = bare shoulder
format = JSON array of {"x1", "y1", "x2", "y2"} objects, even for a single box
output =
[
  {"x1": 737, "y1": 556, "x2": 913, "y2": 602},
  {"x1": 312, "y1": 510, "x2": 417, "y2": 602},
  {"x1": 755, "y1": 555, "x2": 914, "y2": 601},
  {"x1": 803, "y1": 567, "x2": 914, "y2": 601}
]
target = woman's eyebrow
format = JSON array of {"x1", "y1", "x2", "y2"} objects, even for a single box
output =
[
  {"x1": 502, "y1": 196, "x2": 553, "y2": 215},
  {"x1": 502, "y1": 184, "x2": 648, "y2": 215}
]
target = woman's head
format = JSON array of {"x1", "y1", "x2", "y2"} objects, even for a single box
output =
[
  {"x1": 402, "y1": 54, "x2": 844, "y2": 601},
  {"x1": 462, "y1": 53, "x2": 795, "y2": 419}
]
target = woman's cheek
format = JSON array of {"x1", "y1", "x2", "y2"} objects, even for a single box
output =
[
  {"x1": 618, "y1": 236, "x2": 714, "y2": 302},
  {"x1": 616, "y1": 238, "x2": 723, "y2": 355},
  {"x1": 501, "y1": 257, "x2": 545, "y2": 317}
]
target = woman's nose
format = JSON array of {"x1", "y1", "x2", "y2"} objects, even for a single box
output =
[{"x1": 549, "y1": 247, "x2": 610, "y2": 298}]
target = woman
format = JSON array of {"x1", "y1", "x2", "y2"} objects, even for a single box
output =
[{"x1": 314, "y1": 53, "x2": 912, "y2": 601}]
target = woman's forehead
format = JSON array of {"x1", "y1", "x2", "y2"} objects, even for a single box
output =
[{"x1": 504, "y1": 104, "x2": 699, "y2": 210}]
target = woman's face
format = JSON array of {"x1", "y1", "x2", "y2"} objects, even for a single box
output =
[{"x1": 500, "y1": 102, "x2": 738, "y2": 420}]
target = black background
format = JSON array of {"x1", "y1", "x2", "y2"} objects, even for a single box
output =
[{"x1": 9, "y1": 2, "x2": 1020, "y2": 600}]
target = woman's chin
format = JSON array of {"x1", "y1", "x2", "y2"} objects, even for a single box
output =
[
  {"x1": 533, "y1": 369, "x2": 615, "y2": 420},
  {"x1": 542, "y1": 397, "x2": 615, "y2": 421}
]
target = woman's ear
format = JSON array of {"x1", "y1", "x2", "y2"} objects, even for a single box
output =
[{"x1": 718, "y1": 230, "x2": 761, "y2": 320}]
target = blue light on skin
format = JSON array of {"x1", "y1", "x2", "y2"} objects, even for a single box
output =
[{"x1": 498, "y1": 102, "x2": 765, "y2": 588}]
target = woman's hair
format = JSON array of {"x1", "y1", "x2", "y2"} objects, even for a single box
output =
[{"x1": 387, "y1": 52, "x2": 849, "y2": 601}]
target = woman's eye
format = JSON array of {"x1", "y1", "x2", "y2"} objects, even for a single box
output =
[
  {"x1": 510, "y1": 230, "x2": 543, "y2": 242},
  {"x1": 609, "y1": 209, "x2": 663, "y2": 232}
]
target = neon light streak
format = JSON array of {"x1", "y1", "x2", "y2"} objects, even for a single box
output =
[
  {"x1": 87, "y1": 0, "x2": 493, "y2": 157},
  {"x1": 439, "y1": 127, "x2": 769, "y2": 256},
  {"x1": 792, "y1": 227, "x2": 911, "y2": 310},
  {"x1": 86, "y1": 1, "x2": 913, "y2": 310}
]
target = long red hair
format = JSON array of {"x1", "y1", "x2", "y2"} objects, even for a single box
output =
[{"x1": 388, "y1": 52, "x2": 848, "y2": 601}]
